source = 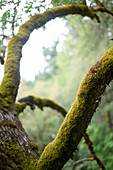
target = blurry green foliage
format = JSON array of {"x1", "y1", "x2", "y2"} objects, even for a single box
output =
[{"x1": 0, "y1": 0, "x2": 51, "y2": 55}]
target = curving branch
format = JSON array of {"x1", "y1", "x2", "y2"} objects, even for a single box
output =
[
  {"x1": 16, "y1": 95, "x2": 67, "y2": 117},
  {"x1": 0, "y1": 3, "x2": 112, "y2": 106},
  {"x1": 94, "y1": 0, "x2": 105, "y2": 7},
  {"x1": 72, "y1": 157, "x2": 94, "y2": 170},
  {"x1": 93, "y1": 0, "x2": 113, "y2": 16},
  {"x1": 0, "y1": 4, "x2": 98, "y2": 103}
]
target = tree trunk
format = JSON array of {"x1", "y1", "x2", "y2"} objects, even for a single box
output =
[{"x1": 0, "y1": 108, "x2": 39, "y2": 169}]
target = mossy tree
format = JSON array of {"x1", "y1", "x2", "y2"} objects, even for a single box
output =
[{"x1": 0, "y1": 0, "x2": 113, "y2": 169}]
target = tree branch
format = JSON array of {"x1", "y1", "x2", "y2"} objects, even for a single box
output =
[
  {"x1": 35, "y1": 46, "x2": 113, "y2": 169},
  {"x1": 0, "y1": 3, "x2": 110, "y2": 105},
  {"x1": 93, "y1": 6, "x2": 113, "y2": 16},
  {"x1": 107, "y1": 111, "x2": 113, "y2": 131},
  {"x1": 72, "y1": 157, "x2": 94, "y2": 170},
  {"x1": 94, "y1": 0, "x2": 105, "y2": 7},
  {"x1": 16, "y1": 95, "x2": 67, "y2": 117},
  {"x1": 83, "y1": 133, "x2": 105, "y2": 170}
]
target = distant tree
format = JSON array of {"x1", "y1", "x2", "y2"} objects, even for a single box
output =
[{"x1": 0, "y1": 0, "x2": 113, "y2": 169}]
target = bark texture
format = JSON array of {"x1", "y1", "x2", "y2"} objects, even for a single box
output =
[{"x1": 0, "y1": 109, "x2": 39, "y2": 169}]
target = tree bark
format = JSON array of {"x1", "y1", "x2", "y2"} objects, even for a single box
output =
[{"x1": 0, "y1": 107, "x2": 39, "y2": 169}]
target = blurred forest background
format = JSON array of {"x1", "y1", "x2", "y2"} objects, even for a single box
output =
[
  {"x1": 18, "y1": 12, "x2": 113, "y2": 170},
  {"x1": 1, "y1": 0, "x2": 113, "y2": 169}
]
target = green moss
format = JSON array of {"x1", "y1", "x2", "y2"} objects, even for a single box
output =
[
  {"x1": 0, "y1": 35, "x2": 22, "y2": 104},
  {"x1": 33, "y1": 96, "x2": 43, "y2": 110},
  {"x1": 0, "y1": 142, "x2": 38, "y2": 169},
  {"x1": 29, "y1": 142, "x2": 38, "y2": 151},
  {"x1": 15, "y1": 102, "x2": 27, "y2": 115},
  {"x1": 19, "y1": 158, "x2": 37, "y2": 170},
  {"x1": 0, "y1": 3, "x2": 99, "y2": 108},
  {"x1": 0, "y1": 97, "x2": 11, "y2": 112},
  {"x1": 0, "y1": 120, "x2": 16, "y2": 128}
]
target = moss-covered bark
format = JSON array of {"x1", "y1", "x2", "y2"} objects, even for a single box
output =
[
  {"x1": 0, "y1": 109, "x2": 39, "y2": 169},
  {"x1": 0, "y1": 142, "x2": 38, "y2": 169},
  {"x1": 16, "y1": 95, "x2": 67, "y2": 117},
  {"x1": 36, "y1": 46, "x2": 113, "y2": 169}
]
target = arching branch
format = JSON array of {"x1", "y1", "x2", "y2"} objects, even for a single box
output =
[
  {"x1": 72, "y1": 157, "x2": 94, "y2": 170},
  {"x1": 0, "y1": 3, "x2": 112, "y2": 106},
  {"x1": 16, "y1": 95, "x2": 67, "y2": 117}
]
